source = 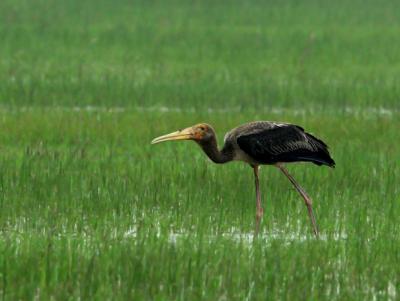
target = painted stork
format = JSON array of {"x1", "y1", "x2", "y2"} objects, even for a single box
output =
[{"x1": 151, "y1": 121, "x2": 335, "y2": 237}]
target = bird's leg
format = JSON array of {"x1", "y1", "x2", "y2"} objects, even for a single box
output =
[
  {"x1": 253, "y1": 165, "x2": 264, "y2": 237},
  {"x1": 277, "y1": 164, "x2": 319, "y2": 237}
]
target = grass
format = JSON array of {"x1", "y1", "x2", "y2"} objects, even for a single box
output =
[
  {"x1": 0, "y1": 109, "x2": 399, "y2": 300},
  {"x1": 1, "y1": 0, "x2": 400, "y2": 109},
  {"x1": 0, "y1": 0, "x2": 399, "y2": 300}
]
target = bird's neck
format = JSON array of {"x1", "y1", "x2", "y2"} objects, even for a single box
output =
[{"x1": 198, "y1": 136, "x2": 233, "y2": 164}]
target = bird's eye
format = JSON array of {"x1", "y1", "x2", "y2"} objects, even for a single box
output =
[{"x1": 199, "y1": 126, "x2": 205, "y2": 131}]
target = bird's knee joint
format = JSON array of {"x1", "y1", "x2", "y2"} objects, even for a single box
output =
[{"x1": 256, "y1": 208, "x2": 264, "y2": 219}]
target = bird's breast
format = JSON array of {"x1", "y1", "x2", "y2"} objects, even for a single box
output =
[{"x1": 233, "y1": 148, "x2": 259, "y2": 165}]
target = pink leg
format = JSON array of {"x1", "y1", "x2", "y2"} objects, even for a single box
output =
[
  {"x1": 253, "y1": 165, "x2": 264, "y2": 236},
  {"x1": 277, "y1": 164, "x2": 319, "y2": 237}
]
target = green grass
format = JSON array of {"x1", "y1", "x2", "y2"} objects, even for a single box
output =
[
  {"x1": 0, "y1": 109, "x2": 399, "y2": 300},
  {"x1": 1, "y1": 0, "x2": 400, "y2": 109},
  {"x1": 0, "y1": 0, "x2": 399, "y2": 300}
]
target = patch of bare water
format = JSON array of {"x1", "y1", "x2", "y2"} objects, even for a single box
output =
[{"x1": 123, "y1": 225, "x2": 348, "y2": 245}]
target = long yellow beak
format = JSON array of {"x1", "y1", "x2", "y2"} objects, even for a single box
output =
[{"x1": 151, "y1": 127, "x2": 195, "y2": 144}]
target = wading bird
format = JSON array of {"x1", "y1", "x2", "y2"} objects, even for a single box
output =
[{"x1": 152, "y1": 121, "x2": 335, "y2": 237}]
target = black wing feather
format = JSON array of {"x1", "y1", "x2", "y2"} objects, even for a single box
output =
[{"x1": 236, "y1": 125, "x2": 335, "y2": 167}]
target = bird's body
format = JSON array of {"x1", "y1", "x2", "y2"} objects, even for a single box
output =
[
  {"x1": 152, "y1": 121, "x2": 335, "y2": 237},
  {"x1": 223, "y1": 121, "x2": 335, "y2": 167}
]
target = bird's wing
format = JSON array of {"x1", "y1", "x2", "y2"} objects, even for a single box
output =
[
  {"x1": 236, "y1": 123, "x2": 335, "y2": 166},
  {"x1": 224, "y1": 121, "x2": 287, "y2": 143}
]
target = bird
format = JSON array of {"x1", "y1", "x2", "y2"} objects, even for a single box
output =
[{"x1": 151, "y1": 121, "x2": 335, "y2": 237}]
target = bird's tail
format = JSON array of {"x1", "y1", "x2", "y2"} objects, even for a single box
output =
[{"x1": 303, "y1": 132, "x2": 335, "y2": 168}]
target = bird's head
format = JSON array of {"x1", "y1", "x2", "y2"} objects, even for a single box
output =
[{"x1": 151, "y1": 123, "x2": 215, "y2": 144}]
